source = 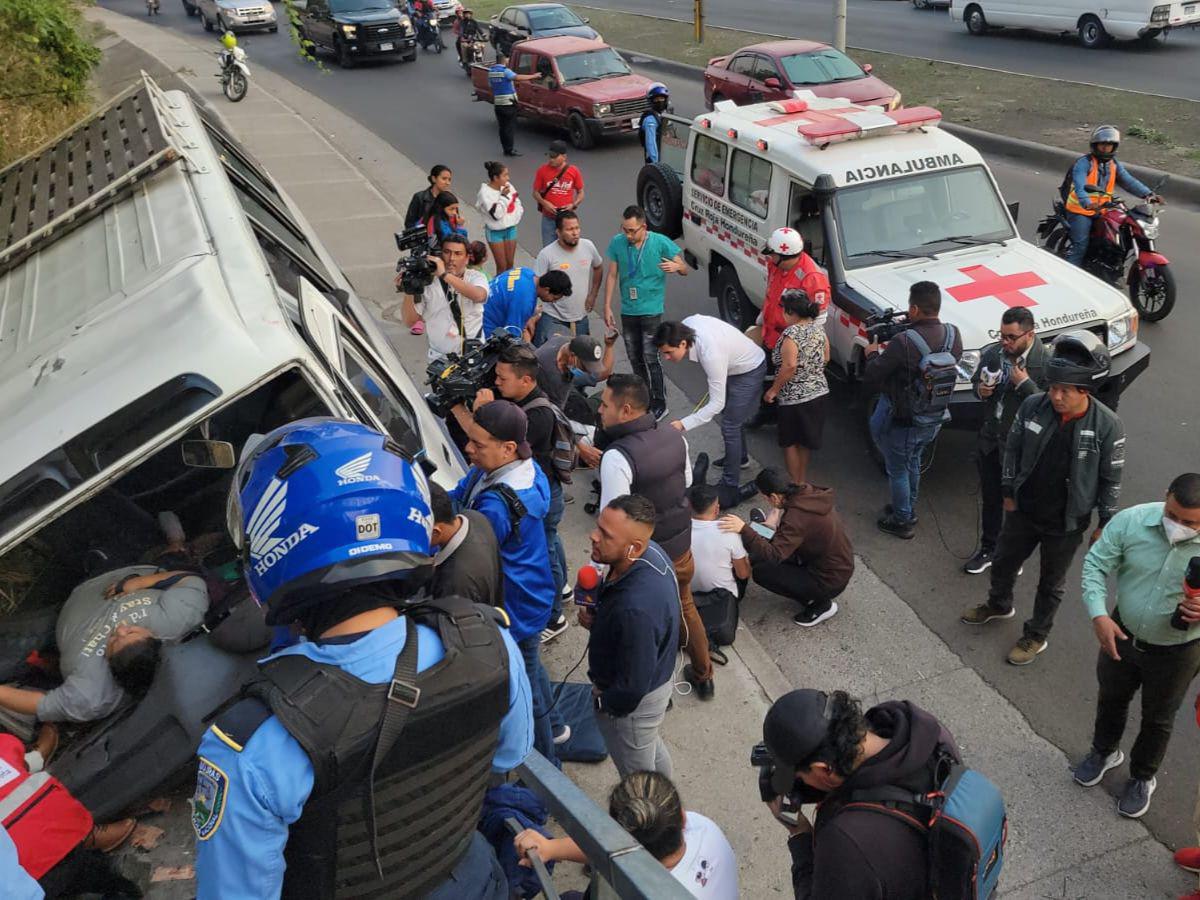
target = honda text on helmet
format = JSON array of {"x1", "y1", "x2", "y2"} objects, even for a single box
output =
[
  {"x1": 1046, "y1": 330, "x2": 1111, "y2": 387},
  {"x1": 227, "y1": 418, "x2": 434, "y2": 625}
]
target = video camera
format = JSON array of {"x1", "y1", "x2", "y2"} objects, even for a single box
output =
[
  {"x1": 864, "y1": 308, "x2": 912, "y2": 343},
  {"x1": 424, "y1": 329, "x2": 526, "y2": 418},
  {"x1": 751, "y1": 742, "x2": 778, "y2": 802},
  {"x1": 394, "y1": 225, "x2": 439, "y2": 296}
]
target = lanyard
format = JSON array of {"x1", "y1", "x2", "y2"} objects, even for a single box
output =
[{"x1": 625, "y1": 238, "x2": 647, "y2": 281}]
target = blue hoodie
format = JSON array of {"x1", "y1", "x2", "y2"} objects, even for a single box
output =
[
  {"x1": 451, "y1": 458, "x2": 555, "y2": 641},
  {"x1": 484, "y1": 267, "x2": 538, "y2": 337}
]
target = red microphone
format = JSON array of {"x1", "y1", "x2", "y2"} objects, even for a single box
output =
[{"x1": 574, "y1": 565, "x2": 600, "y2": 608}]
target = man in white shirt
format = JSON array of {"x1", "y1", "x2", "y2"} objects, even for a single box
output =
[
  {"x1": 688, "y1": 483, "x2": 750, "y2": 598},
  {"x1": 400, "y1": 235, "x2": 490, "y2": 361},
  {"x1": 655, "y1": 315, "x2": 767, "y2": 506},
  {"x1": 533, "y1": 210, "x2": 604, "y2": 345}
]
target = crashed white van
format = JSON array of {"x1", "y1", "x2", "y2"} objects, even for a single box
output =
[
  {"x1": 637, "y1": 95, "x2": 1150, "y2": 432},
  {"x1": 0, "y1": 76, "x2": 463, "y2": 820}
]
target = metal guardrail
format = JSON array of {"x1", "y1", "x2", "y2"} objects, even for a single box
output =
[{"x1": 515, "y1": 752, "x2": 693, "y2": 900}]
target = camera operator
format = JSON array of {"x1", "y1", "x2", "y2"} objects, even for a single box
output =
[
  {"x1": 400, "y1": 234, "x2": 489, "y2": 362},
  {"x1": 758, "y1": 689, "x2": 959, "y2": 900},
  {"x1": 862, "y1": 281, "x2": 962, "y2": 540}
]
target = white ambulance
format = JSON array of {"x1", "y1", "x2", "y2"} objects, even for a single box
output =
[{"x1": 636, "y1": 95, "x2": 1150, "y2": 430}]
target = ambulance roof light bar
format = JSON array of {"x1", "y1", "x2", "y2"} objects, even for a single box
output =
[{"x1": 794, "y1": 106, "x2": 942, "y2": 146}]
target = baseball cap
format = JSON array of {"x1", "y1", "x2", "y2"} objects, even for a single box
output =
[
  {"x1": 569, "y1": 335, "x2": 605, "y2": 376},
  {"x1": 762, "y1": 689, "x2": 833, "y2": 796},
  {"x1": 547, "y1": 140, "x2": 568, "y2": 157},
  {"x1": 474, "y1": 400, "x2": 532, "y2": 460}
]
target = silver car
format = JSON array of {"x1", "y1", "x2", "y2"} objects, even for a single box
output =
[{"x1": 195, "y1": 0, "x2": 278, "y2": 33}]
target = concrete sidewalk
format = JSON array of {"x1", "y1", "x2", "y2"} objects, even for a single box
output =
[{"x1": 87, "y1": 9, "x2": 1192, "y2": 897}]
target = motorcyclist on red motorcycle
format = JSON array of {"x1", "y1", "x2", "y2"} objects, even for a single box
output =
[{"x1": 1062, "y1": 125, "x2": 1163, "y2": 267}]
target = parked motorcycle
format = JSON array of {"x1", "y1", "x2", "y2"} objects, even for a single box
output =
[
  {"x1": 1038, "y1": 180, "x2": 1174, "y2": 322},
  {"x1": 146, "y1": 0, "x2": 160, "y2": 13},
  {"x1": 414, "y1": 14, "x2": 444, "y2": 52},
  {"x1": 217, "y1": 47, "x2": 250, "y2": 103},
  {"x1": 459, "y1": 37, "x2": 485, "y2": 74}
]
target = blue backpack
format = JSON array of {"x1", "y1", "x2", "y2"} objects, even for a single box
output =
[
  {"x1": 904, "y1": 324, "x2": 959, "y2": 426},
  {"x1": 846, "y1": 750, "x2": 1007, "y2": 900}
]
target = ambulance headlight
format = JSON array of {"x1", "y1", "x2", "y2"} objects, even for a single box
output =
[
  {"x1": 955, "y1": 350, "x2": 980, "y2": 384},
  {"x1": 1106, "y1": 311, "x2": 1137, "y2": 352}
]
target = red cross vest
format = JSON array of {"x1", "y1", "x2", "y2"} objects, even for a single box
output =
[{"x1": 763, "y1": 256, "x2": 831, "y2": 350}]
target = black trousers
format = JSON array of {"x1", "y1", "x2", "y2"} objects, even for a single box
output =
[
  {"x1": 493, "y1": 103, "x2": 517, "y2": 154},
  {"x1": 753, "y1": 561, "x2": 845, "y2": 612},
  {"x1": 985, "y1": 509, "x2": 1085, "y2": 642},
  {"x1": 976, "y1": 445, "x2": 1004, "y2": 553},
  {"x1": 1091, "y1": 633, "x2": 1200, "y2": 780}
]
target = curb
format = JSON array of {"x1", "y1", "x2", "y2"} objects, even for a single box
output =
[{"x1": 618, "y1": 48, "x2": 1200, "y2": 207}]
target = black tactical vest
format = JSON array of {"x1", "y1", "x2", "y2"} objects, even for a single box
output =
[
  {"x1": 224, "y1": 596, "x2": 511, "y2": 899},
  {"x1": 605, "y1": 413, "x2": 691, "y2": 560}
]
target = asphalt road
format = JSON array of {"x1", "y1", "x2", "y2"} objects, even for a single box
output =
[
  {"x1": 109, "y1": 1, "x2": 1200, "y2": 847},
  {"x1": 581, "y1": 0, "x2": 1200, "y2": 100}
]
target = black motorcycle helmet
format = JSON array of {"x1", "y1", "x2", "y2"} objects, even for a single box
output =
[
  {"x1": 1046, "y1": 330, "x2": 1110, "y2": 388},
  {"x1": 1089, "y1": 124, "x2": 1120, "y2": 161}
]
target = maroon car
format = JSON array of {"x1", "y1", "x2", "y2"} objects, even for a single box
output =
[{"x1": 703, "y1": 40, "x2": 900, "y2": 110}]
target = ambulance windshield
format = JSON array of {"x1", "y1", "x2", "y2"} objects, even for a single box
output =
[{"x1": 835, "y1": 165, "x2": 1014, "y2": 269}]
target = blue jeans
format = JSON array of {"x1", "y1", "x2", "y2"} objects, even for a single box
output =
[
  {"x1": 426, "y1": 831, "x2": 508, "y2": 900},
  {"x1": 518, "y1": 635, "x2": 563, "y2": 766},
  {"x1": 533, "y1": 310, "x2": 590, "y2": 347},
  {"x1": 540, "y1": 215, "x2": 558, "y2": 248},
  {"x1": 719, "y1": 360, "x2": 769, "y2": 487},
  {"x1": 1066, "y1": 212, "x2": 1092, "y2": 267},
  {"x1": 545, "y1": 482, "x2": 567, "y2": 620},
  {"x1": 869, "y1": 395, "x2": 939, "y2": 524}
]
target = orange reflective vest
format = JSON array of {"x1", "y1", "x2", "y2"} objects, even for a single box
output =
[{"x1": 1065, "y1": 157, "x2": 1117, "y2": 217}]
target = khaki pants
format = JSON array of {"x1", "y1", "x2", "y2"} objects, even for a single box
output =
[{"x1": 673, "y1": 549, "x2": 713, "y2": 683}]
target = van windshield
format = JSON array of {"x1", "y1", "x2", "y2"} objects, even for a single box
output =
[{"x1": 834, "y1": 165, "x2": 1014, "y2": 269}]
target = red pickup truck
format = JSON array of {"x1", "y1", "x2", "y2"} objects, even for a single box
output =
[{"x1": 471, "y1": 36, "x2": 654, "y2": 149}]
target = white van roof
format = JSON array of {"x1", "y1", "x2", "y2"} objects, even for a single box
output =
[
  {"x1": 698, "y1": 94, "x2": 985, "y2": 188},
  {"x1": 0, "y1": 77, "x2": 304, "y2": 492}
]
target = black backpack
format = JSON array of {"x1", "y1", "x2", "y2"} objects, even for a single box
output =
[
  {"x1": 903, "y1": 324, "x2": 958, "y2": 427},
  {"x1": 523, "y1": 396, "x2": 579, "y2": 485}
]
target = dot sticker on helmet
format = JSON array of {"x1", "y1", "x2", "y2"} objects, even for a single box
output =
[{"x1": 356, "y1": 513, "x2": 382, "y2": 541}]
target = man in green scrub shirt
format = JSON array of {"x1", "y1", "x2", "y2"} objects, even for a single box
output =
[{"x1": 603, "y1": 205, "x2": 687, "y2": 420}]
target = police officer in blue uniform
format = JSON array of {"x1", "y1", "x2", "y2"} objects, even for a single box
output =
[
  {"x1": 488, "y1": 52, "x2": 545, "y2": 157},
  {"x1": 638, "y1": 83, "x2": 671, "y2": 165},
  {"x1": 192, "y1": 419, "x2": 533, "y2": 899}
]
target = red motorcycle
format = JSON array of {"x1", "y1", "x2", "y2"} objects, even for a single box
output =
[{"x1": 1038, "y1": 182, "x2": 1174, "y2": 322}]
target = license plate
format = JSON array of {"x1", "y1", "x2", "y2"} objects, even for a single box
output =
[
  {"x1": 629, "y1": 117, "x2": 639, "y2": 128},
  {"x1": 380, "y1": 41, "x2": 394, "y2": 50}
]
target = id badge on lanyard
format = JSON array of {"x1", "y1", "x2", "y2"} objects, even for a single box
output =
[{"x1": 626, "y1": 241, "x2": 646, "y2": 301}]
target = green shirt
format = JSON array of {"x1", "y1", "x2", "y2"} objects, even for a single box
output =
[
  {"x1": 1082, "y1": 502, "x2": 1200, "y2": 645},
  {"x1": 605, "y1": 231, "x2": 682, "y2": 317}
]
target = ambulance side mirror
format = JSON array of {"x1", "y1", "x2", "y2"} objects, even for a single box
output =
[{"x1": 1007, "y1": 201, "x2": 1020, "y2": 224}]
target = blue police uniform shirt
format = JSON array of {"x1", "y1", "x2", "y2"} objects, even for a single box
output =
[
  {"x1": 0, "y1": 824, "x2": 44, "y2": 900},
  {"x1": 193, "y1": 615, "x2": 533, "y2": 900},
  {"x1": 488, "y1": 65, "x2": 517, "y2": 99},
  {"x1": 484, "y1": 267, "x2": 538, "y2": 337},
  {"x1": 640, "y1": 112, "x2": 660, "y2": 163}
]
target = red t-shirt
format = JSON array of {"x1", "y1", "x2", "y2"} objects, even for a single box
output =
[
  {"x1": 533, "y1": 164, "x2": 584, "y2": 219},
  {"x1": 762, "y1": 254, "x2": 831, "y2": 349}
]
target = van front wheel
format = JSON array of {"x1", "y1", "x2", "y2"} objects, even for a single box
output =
[
  {"x1": 1078, "y1": 15, "x2": 1109, "y2": 48},
  {"x1": 964, "y1": 4, "x2": 987, "y2": 34}
]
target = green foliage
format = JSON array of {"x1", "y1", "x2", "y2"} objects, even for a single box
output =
[
  {"x1": 279, "y1": 0, "x2": 325, "y2": 69},
  {"x1": 1127, "y1": 123, "x2": 1171, "y2": 147},
  {"x1": 0, "y1": 0, "x2": 101, "y2": 104}
]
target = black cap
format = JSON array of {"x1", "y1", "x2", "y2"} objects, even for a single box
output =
[
  {"x1": 474, "y1": 400, "x2": 532, "y2": 460},
  {"x1": 547, "y1": 140, "x2": 568, "y2": 157},
  {"x1": 568, "y1": 335, "x2": 605, "y2": 375},
  {"x1": 762, "y1": 689, "x2": 832, "y2": 796}
]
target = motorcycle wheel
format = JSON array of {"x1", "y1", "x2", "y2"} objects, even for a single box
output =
[
  {"x1": 1128, "y1": 262, "x2": 1176, "y2": 322},
  {"x1": 224, "y1": 69, "x2": 249, "y2": 103}
]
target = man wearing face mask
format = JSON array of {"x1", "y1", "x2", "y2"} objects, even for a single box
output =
[
  {"x1": 1072, "y1": 472, "x2": 1200, "y2": 820},
  {"x1": 580, "y1": 494, "x2": 681, "y2": 778}
]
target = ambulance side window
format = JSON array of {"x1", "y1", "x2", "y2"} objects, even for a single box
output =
[
  {"x1": 691, "y1": 135, "x2": 727, "y2": 198},
  {"x1": 729, "y1": 149, "x2": 771, "y2": 219},
  {"x1": 788, "y1": 182, "x2": 826, "y2": 267}
]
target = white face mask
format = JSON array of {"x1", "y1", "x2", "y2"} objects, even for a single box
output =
[{"x1": 1163, "y1": 517, "x2": 1200, "y2": 545}]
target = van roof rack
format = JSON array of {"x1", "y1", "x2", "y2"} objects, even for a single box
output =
[{"x1": 0, "y1": 73, "x2": 198, "y2": 277}]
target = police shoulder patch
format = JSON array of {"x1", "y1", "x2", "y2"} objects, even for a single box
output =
[{"x1": 191, "y1": 756, "x2": 230, "y2": 841}]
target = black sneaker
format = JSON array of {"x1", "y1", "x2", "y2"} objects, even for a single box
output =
[
  {"x1": 714, "y1": 456, "x2": 751, "y2": 470},
  {"x1": 651, "y1": 405, "x2": 669, "y2": 422},
  {"x1": 682, "y1": 663, "x2": 715, "y2": 700},
  {"x1": 963, "y1": 549, "x2": 994, "y2": 574},
  {"x1": 883, "y1": 504, "x2": 918, "y2": 526},
  {"x1": 877, "y1": 514, "x2": 915, "y2": 540},
  {"x1": 793, "y1": 602, "x2": 839, "y2": 627},
  {"x1": 539, "y1": 614, "x2": 569, "y2": 644}
]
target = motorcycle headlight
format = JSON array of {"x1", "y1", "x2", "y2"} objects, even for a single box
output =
[
  {"x1": 1106, "y1": 311, "x2": 1138, "y2": 352},
  {"x1": 1140, "y1": 218, "x2": 1159, "y2": 240},
  {"x1": 594, "y1": 103, "x2": 612, "y2": 116},
  {"x1": 342, "y1": 24, "x2": 357, "y2": 37},
  {"x1": 955, "y1": 350, "x2": 981, "y2": 384}
]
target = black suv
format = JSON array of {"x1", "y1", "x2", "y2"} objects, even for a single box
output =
[{"x1": 295, "y1": 0, "x2": 417, "y2": 67}]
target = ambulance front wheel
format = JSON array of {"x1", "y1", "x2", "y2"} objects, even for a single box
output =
[{"x1": 715, "y1": 265, "x2": 756, "y2": 330}]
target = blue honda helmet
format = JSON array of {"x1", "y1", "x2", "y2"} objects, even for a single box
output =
[
  {"x1": 647, "y1": 82, "x2": 669, "y2": 99},
  {"x1": 227, "y1": 418, "x2": 434, "y2": 625}
]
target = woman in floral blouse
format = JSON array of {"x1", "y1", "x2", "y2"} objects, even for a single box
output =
[{"x1": 764, "y1": 289, "x2": 829, "y2": 484}]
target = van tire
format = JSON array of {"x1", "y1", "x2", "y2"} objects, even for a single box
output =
[
  {"x1": 638, "y1": 163, "x2": 683, "y2": 238},
  {"x1": 1078, "y1": 15, "x2": 1109, "y2": 48},
  {"x1": 567, "y1": 112, "x2": 595, "y2": 149},
  {"x1": 715, "y1": 265, "x2": 755, "y2": 330},
  {"x1": 964, "y1": 5, "x2": 987, "y2": 33}
]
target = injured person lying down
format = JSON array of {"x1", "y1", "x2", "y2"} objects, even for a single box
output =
[{"x1": 0, "y1": 566, "x2": 209, "y2": 727}]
